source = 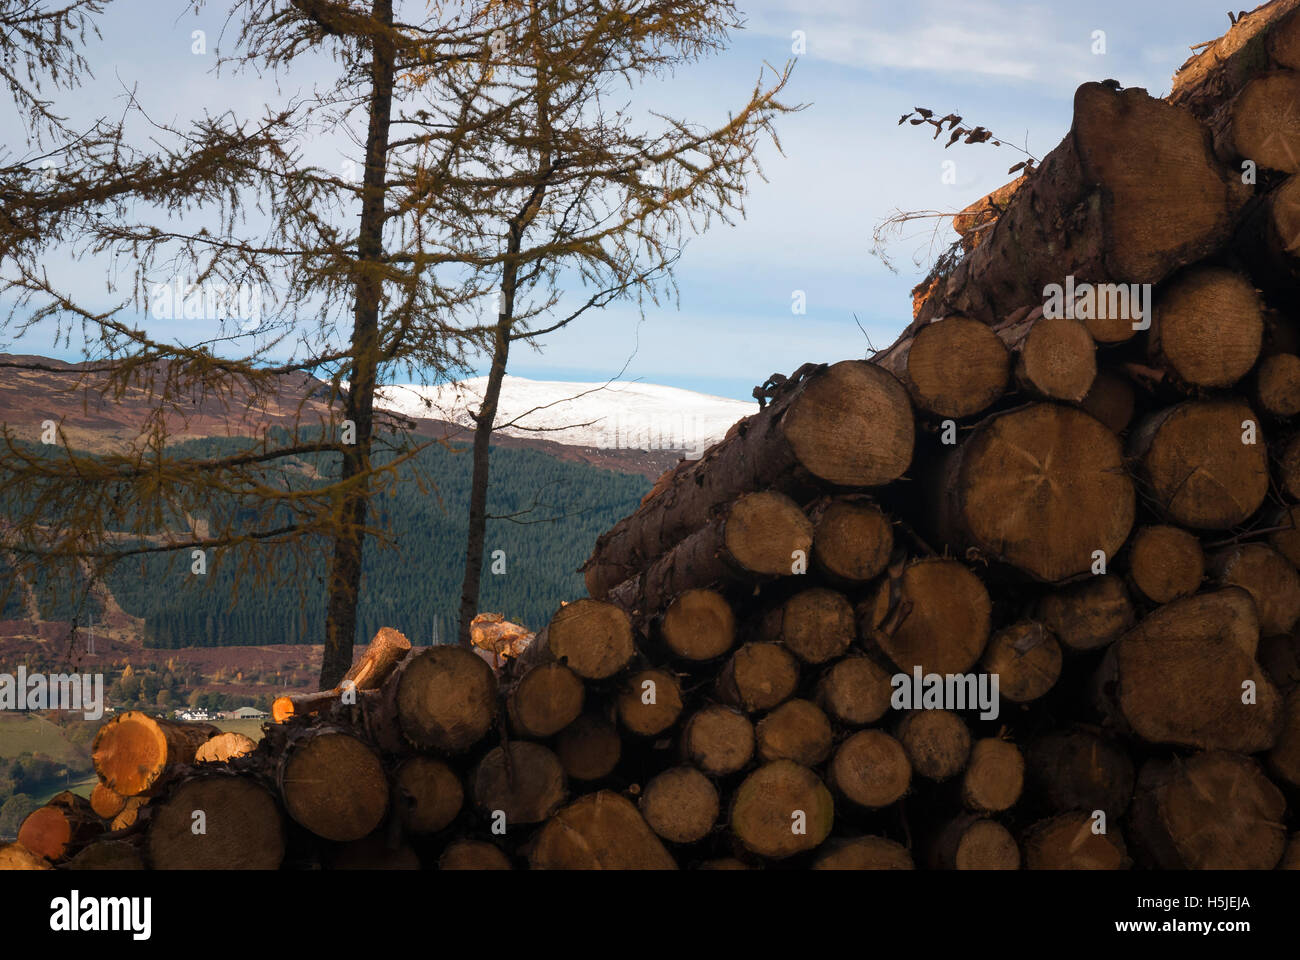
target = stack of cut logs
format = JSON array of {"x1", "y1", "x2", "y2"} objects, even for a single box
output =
[{"x1": 8, "y1": 0, "x2": 1300, "y2": 872}]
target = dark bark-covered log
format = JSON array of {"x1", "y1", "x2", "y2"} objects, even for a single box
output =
[
  {"x1": 681, "y1": 704, "x2": 755, "y2": 776},
  {"x1": 507, "y1": 662, "x2": 584, "y2": 739},
  {"x1": 1210, "y1": 69, "x2": 1300, "y2": 173},
  {"x1": 1129, "y1": 751, "x2": 1287, "y2": 869},
  {"x1": 1257, "y1": 352, "x2": 1300, "y2": 417},
  {"x1": 1095, "y1": 588, "x2": 1283, "y2": 752},
  {"x1": 937, "y1": 404, "x2": 1135, "y2": 582},
  {"x1": 980, "y1": 621, "x2": 1062, "y2": 703},
  {"x1": 1260, "y1": 631, "x2": 1300, "y2": 694},
  {"x1": 658, "y1": 588, "x2": 735, "y2": 662},
  {"x1": 89, "y1": 782, "x2": 126, "y2": 821},
  {"x1": 328, "y1": 835, "x2": 421, "y2": 870},
  {"x1": 1126, "y1": 525, "x2": 1205, "y2": 604},
  {"x1": 472, "y1": 742, "x2": 566, "y2": 826},
  {"x1": 392, "y1": 645, "x2": 498, "y2": 753},
  {"x1": 809, "y1": 496, "x2": 894, "y2": 584},
  {"x1": 1211, "y1": 542, "x2": 1300, "y2": 634},
  {"x1": 64, "y1": 839, "x2": 145, "y2": 870},
  {"x1": 716, "y1": 642, "x2": 800, "y2": 712},
  {"x1": 759, "y1": 587, "x2": 854, "y2": 665},
  {"x1": 616, "y1": 668, "x2": 683, "y2": 737},
  {"x1": 871, "y1": 314, "x2": 1009, "y2": 418},
  {"x1": 639, "y1": 766, "x2": 719, "y2": 844},
  {"x1": 814, "y1": 655, "x2": 893, "y2": 727},
  {"x1": 1281, "y1": 834, "x2": 1300, "y2": 869},
  {"x1": 1268, "y1": 687, "x2": 1300, "y2": 788},
  {"x1": 813, "y1": 836, "x2": 915, "y2": 870},
  {"x1": 1026, "y1": 728, "x2": 1135, "y2": 818},
  {"x1": 1282, "y1": 432, "x2": 1300, "y2": 499},
  {"x1": 145, "y1": 773, "x2": 285, "y2": 870},
  {"x1": 997, "y1": 310, "x2": 1096, "y2": 402},
  {"x1": 1130, "y1": 400, "x2": 1269, "y2": 529},
  {"x1": 1036, "y1": 576, "x2": 1135, "y2": 653},
  {"x1": 273, "y1": 626, "x2": 411, "y2": 723},
  {"x1": 439, "y1": 840, "x2": 512, "y2": 870},
  {"x1": 583, "y1": 360, "x2": 915, "y2": 595},
  {"x1": 862, "y1": 558, "x2": 991, "y2": 674},
  {"x1": 17, "y1": 791, "x2": 102, "y2": 863},
  {"x1": 916, "y1": 83, "x2": 1249, "y2": 327},
  {"x1": 278, "y1": 726, "x2": 389, "y2": 842},
  {"x1": 92, "y1": 712, "x2": 218, "y2": 797},
  {"x1": 194, "y1": 732, "x2": 257, "y2": 764},
  {"x1": 962, "y1": 738, "x2": 1024, "y2": 813},
  {"x1": 730, "y1": 760, "x2": 834, "y2": 859},
  {"x1": 931, "y1": 814, "x2": 1021, "y2": 870},
  {"x1": 895, "y1": 709, "x2": 971, "y2": 782},
  {"x1": 1022, "y1": 812, "x2": 1131, "y2": 869},
  {"x1": 1079, "y1": 369, "x2": 1136, "y2": 434},
  {"x1": 530, "y1": 791, "x2": 678, "y2": 869},
  {"x1": 555, "y1": 714, "x2": 622, "y2": 782},
  {"x1": 394, "y1": 756, "x2": 463, "y2": 834},
  {"x1": 828, "y1": 730, "x2": 912, "y2": 809},
  {"x1": 755, "y1": 699, "x2": 833, "y2": 766},
  {"x1": 1148, "y1": 266, "x2": 1264, "y2": 388},
  {"x1": 604, "y1": 491, "x2": 812, "y2": 612},
  {"x1": 522, "y1": 598, "x2": 635, "y2": 681}
]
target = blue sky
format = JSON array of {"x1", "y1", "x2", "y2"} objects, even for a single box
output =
[{"x1": 1, "y1": 1, "x2": 1245, "y2": 400}]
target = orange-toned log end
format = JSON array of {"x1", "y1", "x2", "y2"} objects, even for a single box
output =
[
  {"x1": 195, "y1": 732, "x2": 258, "y2": 764},
  {"x1": 90, "y1": 781, "x2": 127, "y2": 820},
  {"x1": 92, "y1": 711, "x2": 219, "y2": 797},
  {"x1": 272, "y1": 696, "x2": 295, "y2": 724},
  {"x1": 17, "y1": 791, "x2": 102, "y2": 863},
  {"x1": 0, "y1": 842, "x2": 53, "y2": 870}
]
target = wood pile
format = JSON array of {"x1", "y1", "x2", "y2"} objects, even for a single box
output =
[{"x1": 6, "y1": 2, "x2": 1300, "y2": 871}]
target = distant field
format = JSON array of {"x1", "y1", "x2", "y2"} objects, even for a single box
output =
[
  {"x1": 212, "y1": 718, "x2": 268, "y2": 742},
  {"x1": 0, "y1": 714, "x2": 86, "y2": 761}
]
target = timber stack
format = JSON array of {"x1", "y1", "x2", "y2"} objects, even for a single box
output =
[{"x1": 6, "y1": 1, "x2": 1300, "y2": 871}]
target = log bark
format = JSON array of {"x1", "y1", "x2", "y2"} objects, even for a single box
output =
[
  {"x1": 895, "y1": 709, "x2": 971, "y2": 782},
  {"x1": 194, "y1": 732, "x2": 257, "y2": 764},
  {"x1": 530, "y1": 791, "x2": 678, "y2": 869},
  {"x1": 582, "y1": 360, "x2": 915, "y2": 595},
  {"x1": 392, "y1": 645, "x2": 498, "y2": 753},
  {"x1": 394, "y1": 756, "x2": 463, "y2": 834},
  {"x1": 980, "y1": 620, "x2": 1062, "y2": 703},
  {"x1": 64, "y1": 839, "x2": 145, "y2": 870},
  {"x1": 937, "y1": 404, "x2": 1135, "y2": 582},
  {"x1": 278, "y1": 726, "x2": 389, "y2": 842},
  {"x1": 1036, "y1": 576, "x2": 1135, "y2": 653},
  {"x1": 812, "y1": 836, "x2": 915, "y2": 870},
  {"x1": 828, "y1": 730, "x2": 912, "y2": 809},
  {"x1": 961, "y1": 738, "x2": 1024, "y2": 813},
  {"x1": 656, "y1": 588, "x2": 735, "y2": 662},
  {"x1": 1129, "y1": 751, "x2": 1287, "y2": 869},
  {"x1": 755, "y1": 699, "x2": 833, "y2": 766},
  {"x1": 861, "y1": 558, "x2": 991, "y2": 674},
  {"x1": 1095, "y1": 588, "x2": 1283, "y2": 752},
  {"x1": 145, "y1": 773, "x2": 285, "y2": 869},
  {"x1": 729, "y1": 760, "x2": 834, "y2": 859},
  {"x1": 814, "y1": 655, "x2": 893, "y2": 727},
  {"x1": 915, "y1": 83, "x2": 1249, "y2": 327},
  {"x1": 681, "y1": 704, "x2": 755, "y2": 776},
  {"x1": 92, "y1": 712, "x2": 219, "y2": 797},
  {"x1": 1129, "y1": 400, "x2": 1269, "y2": 529},
  {"x1": 930, "y1": 815, "x2": 1021, "y2": 870},
  {"x1": 1148, "y1": 266, "x2": 1263, "y2": 388},
  {"x1": 639, "y1": 766, "x2": 719, "y2": 844},
  {"x1": 1025, "y1": 728, "x2": 1135, "y2": 818},
  {"x1": 17, "y1": 791, "x2": 102, "y2": 863},
  {"x1": 1125, "y1": 524, "x2": 1205, "y2": 604},
  {"x1": 809, "y1": 496, "x2": 894, "y2": 584},
  {"x1": 1211, "y1": 542, "x2": 1300, "y2": 634},
  {"x1": 759, "y1": 587, "x2": 855, "y2": 665},
  {"x1": 603, "y1": 491, "x2": 812, "y2": 610},
  {"x1": 472, "y1": 742, "x2": 567, "y2": 826},
  {"x1": 273, "y1": 626, "x2": 411, "y2": 723},
  {"x1": 439, "y1": 840, "x2": 512, "y2": 870},
  {"x1": 1022, "y1": 812, "x2": 1131, "y2": 869},
  {"x1": 870, "y1": 314, "x2": 1009, "y2": 418},
  {"x1": 616, "y1": 668, "x2": 683, "y2": 737},
  {"x1": 715, "y1": 642, "x2": 800, "y2": 712},
  {"x1": 507, "y1": 662, "x2": 584, "y2": 739},
  {"x1": 555, "y1": 714, "x2": 622, "y2": 782}
]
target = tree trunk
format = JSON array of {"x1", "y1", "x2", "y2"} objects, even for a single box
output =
[
  {"x1": 472, "y1": 741, "x2": 567, "y2": 825},
  {"x1": 860, "y1": 558, "x2": 991, "y2": 674},
  {"x1": 680, "y1": 704, "x2": 754, "y2": 775},
  {"x1": 276, "y1": 626, "x2": 411, "y2": 722},
  {"x1": 278, "y1": 726, "x2": 389, "y2": 842},
  {"x1": 639, "y1": 766, "x2": 718, "y2": 844},
  {"x1": 1148, "y1": 266, "x2": 1263, "y2": 387},
  {"x1": 915, "y1": 83, "x2": 1249, "y2": 328},
  {"x1": 91, "y1": 712, "x2": 219, "y2": 797},
  {"x1": 583, "y1": 360, "x2": 914, "y2": 596},
  {"x1": 321, "y1": 0, "x2": 396, "y2": 689},
  {"x1": 530, "y1": 790, "x2": 678, "y2": 869},
  {"x1": 89, "y1": 781, "x2": 126, "y2": 821},
  {"x1": 729, "y1": 760, "x2": 834, "y2": 859},
  {"x1": 145, "y1": 773, "x2": 285, "y2": 869},
  {"x1": 1128, "y1": 751, "x2": 1287, "y2": 869},
  {"x1": 870, "y1": 313, "x2": 1009, "y2": 418},
  {"x1": 935, "y1": 403, "x2": 1135, "y2": 582}
]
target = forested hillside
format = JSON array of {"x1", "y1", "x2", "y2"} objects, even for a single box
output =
[{"x1": 2, "y1": 432, "x2": 650, "y2": 645}]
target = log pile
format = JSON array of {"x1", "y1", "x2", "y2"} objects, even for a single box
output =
[{"x1": 5, "y1": 3, "x2": 1300, "y2": 872}]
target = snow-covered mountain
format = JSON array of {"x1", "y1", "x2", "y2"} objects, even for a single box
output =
[{"x1": 376, "y1": 376, "x2": 756, "y2": 457}]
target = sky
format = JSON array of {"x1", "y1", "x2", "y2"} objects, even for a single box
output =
[{"x1": 0, "y1": 0, "x2": 1250, "y2": 401}]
